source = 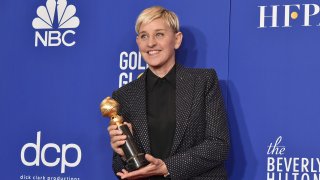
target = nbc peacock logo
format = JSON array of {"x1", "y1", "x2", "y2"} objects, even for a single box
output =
[{"x1": 32, "y1": 0, "x2": 80, "y2": 47}]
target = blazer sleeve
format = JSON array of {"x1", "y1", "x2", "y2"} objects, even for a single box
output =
[
  {"x1": 163, "y1": 69, "x2": 230, "y2": 179},
  {"x1": 110, "y1": 91, "x2": 127, "y2": 177}
]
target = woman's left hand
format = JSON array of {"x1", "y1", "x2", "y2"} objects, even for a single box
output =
[{"x1": 116, "y1": 154, "x2": 169, "y2": 179}]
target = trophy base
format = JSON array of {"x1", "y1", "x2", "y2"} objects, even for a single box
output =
[{"x1": 126, "y1": 153, "x2": 149, "y2": 172}]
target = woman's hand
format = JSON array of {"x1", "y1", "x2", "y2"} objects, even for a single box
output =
[
  {"x1": 116, "y1": 154, "x2": 169, "y2": 179},
  {"x1": 107, "y1": 122, "x2": 132, "y2": 157}
]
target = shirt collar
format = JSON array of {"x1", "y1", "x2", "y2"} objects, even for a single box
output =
[{"x1": 146, "y1": 64, "x2": 176, "y2": 92}]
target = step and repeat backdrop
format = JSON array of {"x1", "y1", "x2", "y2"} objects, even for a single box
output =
[{"x1": 1, "y1": 0, "x2": 319, "y2": 179}]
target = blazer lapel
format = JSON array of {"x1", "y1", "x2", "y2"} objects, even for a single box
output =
[
  {"x1": 170, "y1": 64, "x2": 195, "y2": 154},
  {"x1": 130, "y1": 73, "x2": 151, "y2": 154}
]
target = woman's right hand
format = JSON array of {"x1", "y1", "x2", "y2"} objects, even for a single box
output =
[{"x1": 107, "y1": 122, "x2": 132, "y2": 158}]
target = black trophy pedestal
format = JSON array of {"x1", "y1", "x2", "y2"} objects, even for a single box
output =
[{"x1": 119, "y1": 124, "x2": 148, "y2": 171}]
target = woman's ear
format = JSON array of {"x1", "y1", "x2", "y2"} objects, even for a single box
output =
[{"x1": 174, "y1": 32, "x2": 183, "y2": 49}]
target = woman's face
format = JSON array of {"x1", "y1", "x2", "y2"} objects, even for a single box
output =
[{"x1": 136, "y1": 18, "x2": 182, "y2": 71}]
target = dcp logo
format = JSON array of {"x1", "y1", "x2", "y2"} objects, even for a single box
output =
[
  {"x1": 20, "y1": 131, "x2": 82, "y2": 173},
  {"x1": 32, "y1": 0, "x2": 80, "y2": 47}
]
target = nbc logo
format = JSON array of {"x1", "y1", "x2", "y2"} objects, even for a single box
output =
[{"x1": 32, "y1": 0, "x2": 80, "y2": 47}]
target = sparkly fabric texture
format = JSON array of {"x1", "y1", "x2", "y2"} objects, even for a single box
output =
[{"x1": 111, "y1": 64, "x2": 230, "y2": 180}]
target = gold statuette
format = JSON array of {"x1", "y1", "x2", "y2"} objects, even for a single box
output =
[{"x1": 100, "y1": 97, "x2": 148, "y2": 171}]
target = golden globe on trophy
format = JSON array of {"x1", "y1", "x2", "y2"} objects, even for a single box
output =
[{"x1": 100, "y1": 97, "x2": 148, "y2": 171}]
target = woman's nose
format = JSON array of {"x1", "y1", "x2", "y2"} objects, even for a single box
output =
[{"x1": 147, "y1": 36, "x2": 157, "y2": 47}]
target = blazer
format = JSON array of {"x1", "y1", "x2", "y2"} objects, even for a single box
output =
[{"x1": 111, "y1": 64, "x2": 230, "y2": 180}]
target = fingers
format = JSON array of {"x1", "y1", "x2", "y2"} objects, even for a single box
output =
[
  {"x1": 145, "y1": 154, "x2": 160, "y2": 165},
  {"x1": 108, "y1": 125, "x2": 122, "y2": 135},
  {"x1": 107, "y1": 124, "x2": 117, "y2": 131},
  {"x1": 110, "y1": 134, "x2": 126, "y2": 143},
  {"x1": 116, "y1": 172, "x2": 123, "y2": 178},
  {"x1": 107, "y1": 123, "x2": 133, "y2": 158},
  {"x1": 116, "y1": 169, "x2": 128, "y2": 179},
  {"x1": 112, "y1": 146, "x2": 125, "y2": 157},
  {"x1": 117, "y1": 163, "x2": 159, "y2": 179},
  {"x1": 120, "y1": 167, "x2": 148, "y2": 179},
  {"x1": 107, "y1": 125, "x2": 126, "y2": 156},
  {"x1": 111, "y1": 140, "x2": 126, "y2": 148},
  {"x1": 116, "y1": 172, "x2": 124, "y2": 178},
  {"x1": 122, "y1": 169, "x2": 129, "y2": 174},
  {"x1": 116, "y1": 155, "x2": 167, "y2": 179}
]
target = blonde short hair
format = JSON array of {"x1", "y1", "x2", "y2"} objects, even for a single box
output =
[{"x1": 135, "y1": 6, "x2": 180, "y2": 34}]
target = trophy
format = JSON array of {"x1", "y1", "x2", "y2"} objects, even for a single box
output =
[{"x1": 100, "y1": 97, "x2": 148, "y2": 171}]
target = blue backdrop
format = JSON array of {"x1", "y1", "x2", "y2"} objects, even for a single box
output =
[{"x1": 1, "y1": 0, "x2": 319, "y2": 179}]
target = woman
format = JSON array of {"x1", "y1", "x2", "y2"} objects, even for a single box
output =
[{"x1": 108, "y1": 6, "x2": 230, "y2": 179}]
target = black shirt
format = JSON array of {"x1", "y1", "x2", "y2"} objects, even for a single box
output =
[{"x1": 146, "y1": 65, "x2": 176, "y2": 161}]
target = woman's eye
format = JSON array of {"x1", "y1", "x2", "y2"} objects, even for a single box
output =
[
  {"x1": 140, "y1": 34, "x2": 148, "y2": 39},
  {"x1": 156, "y1": 33, "x2": 164, "y2": 38}
]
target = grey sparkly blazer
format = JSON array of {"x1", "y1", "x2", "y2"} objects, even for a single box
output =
[{"x1": 112, "y1": 64, "x2": 230, "y2": 180}]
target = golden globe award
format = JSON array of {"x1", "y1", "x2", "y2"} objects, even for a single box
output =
[{"x1": 100, "y1": 97, "x2": 148, "y2": 171}]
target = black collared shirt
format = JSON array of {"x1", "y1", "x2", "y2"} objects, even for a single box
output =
[{"x1": 146, "y1": 65, "x2": 176, "y2": 161}]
